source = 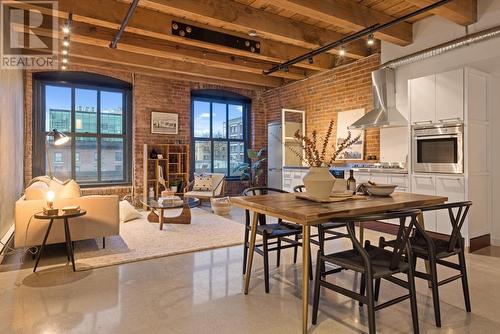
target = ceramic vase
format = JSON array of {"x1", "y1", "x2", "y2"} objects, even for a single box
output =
[{"x1": 303, "y1": 167, "x2": 335, "y2": 200}]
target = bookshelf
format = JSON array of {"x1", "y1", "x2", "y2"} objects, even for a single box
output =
[{"x1": 143, "y1": 143, "x2": 190, "y2": 203}]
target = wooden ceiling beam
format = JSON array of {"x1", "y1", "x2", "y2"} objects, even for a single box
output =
[
  {"x1": 67, "y1": 22, "x2": 308, "y2": 80},
  {"x1": 10, "y1": 0, "x2": 336, "y2": 71},
  {"x1": 127, "y1": 0, "x2": 370, "y2": 59},
  {"x1": 405, "y1": 0, "x2": 477, "y2": 25},
  {"x1": 261, "y1": 0, "x2": 413, "y2": 46},
  {"x1": 66, "y1": 43, "x2": 283, "y2": 88}
]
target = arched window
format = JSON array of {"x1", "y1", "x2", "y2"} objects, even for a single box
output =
[
  {"x1": 191, "y1": 89, "x2": 250, "y2": 178},
  {"x1": 32, "y1": 71, "x2": 132, "y2": 186}
]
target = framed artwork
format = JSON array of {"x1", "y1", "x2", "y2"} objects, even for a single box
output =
[
  {"x1": 336, "y1": 109, "x2": 365, "y2": 160},
  {"x1": 151, "y1": 111, "x2": 178, "y2": 135}
]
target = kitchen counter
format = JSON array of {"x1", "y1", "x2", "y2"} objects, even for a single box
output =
[{"x1": 352, "y1": 168, "x2": 408, "y2": 174}]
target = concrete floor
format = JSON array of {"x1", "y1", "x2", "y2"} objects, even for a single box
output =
[{"x1": 1, "y1": 208, "x2": 500, "y2": 333}]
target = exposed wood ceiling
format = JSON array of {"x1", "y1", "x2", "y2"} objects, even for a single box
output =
[{"x1": 14, "y1": 0, "x2": 477, "y2": 90}]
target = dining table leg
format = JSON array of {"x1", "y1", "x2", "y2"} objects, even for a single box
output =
[
  {"x1": 302, "y1": 225, "x2": 311, "y2": 334},
  {"x1": 244, "y1": 211, "x2": 259, "y2": 294}
]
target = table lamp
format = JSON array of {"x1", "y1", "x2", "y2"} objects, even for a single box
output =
[
  {"x1": 46, "y1": 129, "x2": 70, "y2": 178},
  {"x1": 43, "y1": 190, "x2": 58, "y2": 215}
]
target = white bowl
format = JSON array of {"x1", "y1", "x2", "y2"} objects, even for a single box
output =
[{"x1": 365, "y1": 184, "x2": 397, "y2": 196}]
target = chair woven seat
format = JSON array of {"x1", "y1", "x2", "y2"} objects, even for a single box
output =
[
  {"x1": 410, "y1": 235, "x2": 461, "y2": 258},
  {"x1": 256, "y1": 222, "x2": 302, "y2": 237},
  {"x1": 324, "y1": 244, "x2": 409, "y2": 279}
]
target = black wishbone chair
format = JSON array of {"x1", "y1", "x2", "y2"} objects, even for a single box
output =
[
  {"x1": 378, "y1": 201, "x2": 472, "y2": 327},
  {"x1": 312, "y1": 209, "x2": 421, "y2": 334},
  {"x1": 242, "y1": 187, "x2": 313, "y2": 293}
]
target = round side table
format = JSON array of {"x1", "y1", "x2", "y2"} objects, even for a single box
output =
[{"x1": 33, "y1": 210, "x2": 87, "y2": 272}]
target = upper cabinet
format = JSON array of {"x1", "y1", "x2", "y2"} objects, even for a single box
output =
[
  {"x1": 409, "y1": 75, "x2": 435, "y2": 123},
  {"x1": 409, "y1": 69, "x2": 464, "y2": 124},
  {"x1": 436, "y1": 69, "x2": 464, "y2": 122}
]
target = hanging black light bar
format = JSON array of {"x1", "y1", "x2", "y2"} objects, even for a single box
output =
[{"x1": 263, "y1": 0, "x2": 453, "y2": 75}]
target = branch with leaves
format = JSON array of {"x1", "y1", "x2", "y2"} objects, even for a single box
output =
[{"x1": 292, "y1": 119, "x2": 361, "y2": 167}]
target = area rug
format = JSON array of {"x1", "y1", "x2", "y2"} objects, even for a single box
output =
[{"x1": 73, "y1": 208, "x2": 245, "y2": 270}]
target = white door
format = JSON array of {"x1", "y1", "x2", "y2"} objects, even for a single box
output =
[
  {"x1": 435, "y1": 175, "x2": 465, "y2": 235},
  {"x1": 410, "y1": 75, "x2": 436, "y2": 124},
  {"x1": 411, "y1": 174, "x2": 437, "y2": 231},
  {"x1": 436, "y1": 69, "x2": 464, "y2": 122}
]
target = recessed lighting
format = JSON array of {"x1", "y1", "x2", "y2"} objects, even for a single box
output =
[
  {"x1": 62, "y1": 58, "x2": 68, "y2": 64},
  {"x1": 62, "y1": 49, "x2": 68, "y2": 55},
  {"x1": 62, "y1": 25, "x2": 70, "y2": 34},
  {"x1": 367, "y1": 34, "x2": 375, "y2": 46},
  {"x1": 339, "y1": 46, "x2": 346, "y2": 56},
  {"x1": 61, "y1": 65, "x2": 67, "y2": 70},
  {"x1": 63, "y1": 38, "x2": 69, "y2": 47}
]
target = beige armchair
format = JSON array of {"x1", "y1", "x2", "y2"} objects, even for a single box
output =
[
  {"x1": 15, "y1": 195, "x2": 120, "y2": 248},
  {"x1": 184, "y1": 173, "x2": 226, "y2": 202}
]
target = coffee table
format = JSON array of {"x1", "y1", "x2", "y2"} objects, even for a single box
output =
[
  {"x1": 141, "y1": 197, "x2": 200, "y2": 230},
  {"x1": 33, "y1": 210, "x2": 87, "y2": 272}
]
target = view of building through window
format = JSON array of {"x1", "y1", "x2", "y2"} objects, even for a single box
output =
[
  {"x1": 192, "y1": 98, "x2": 247, "y2": 176},
  {"x1": 44, "y1": 84, "x2": 127, "y2": 183}
]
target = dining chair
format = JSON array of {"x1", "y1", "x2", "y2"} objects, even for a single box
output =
[
  {"x1": 378, "y1": 201, "x2": 472, "y2": 327},
  {"x1": 242, "y1": 187, "x2": 312, "y2": 293},
  {"x1": 312, "y1": 209, "x2": 421, "y2": 334},
  {"x1": 293, "y1": 184, "x2": 348, "y2": 275}
]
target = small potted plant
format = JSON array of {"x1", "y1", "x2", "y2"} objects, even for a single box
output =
[{"x1": 292, "y1": 120, "x2": 360, "y2": 200}]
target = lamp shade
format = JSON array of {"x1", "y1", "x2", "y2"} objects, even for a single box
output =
[{"x1": 48, "y1": 129, "x2": 70, "y2": 146}]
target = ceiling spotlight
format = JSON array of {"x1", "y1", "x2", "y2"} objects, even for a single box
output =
[
  {"x1": 62, "y1": 49, "x2": 68, "y2": 55},
  {"x1": 283, "y1": 66, "x2": 289, "y2": 72},
  {"x1": 307, "y1": 56, "x2": 314, "y2": 64},
  {"x1": 62, "y1": 58, "x2": 68, "y2": 64},
  {"x1": 62, "y1": 25, "x2": 70, "y2": 34},
  {"x1": 367, "y1": 34, "x2": 375, "y2": 46},
  {"x1": 63, "y1": 38, "x2": 69, "y2": 47},
  {"x1": 248, "y1": 30, "x2": 258, "y2": 37},
  {"x1": 61, "y1": 65, "x2": 67, "y2": 70},
  {"x1": 339, "y1": 46, "x2": 346, "y2": 56}
]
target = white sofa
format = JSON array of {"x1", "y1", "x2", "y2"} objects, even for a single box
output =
[{"x1": 15, "y1": 195, "x2": 120, "y2": 248}]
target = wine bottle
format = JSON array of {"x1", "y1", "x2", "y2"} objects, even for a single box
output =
[{"x1": 347, "y1": 170, "x2": 356, "y2": 192}]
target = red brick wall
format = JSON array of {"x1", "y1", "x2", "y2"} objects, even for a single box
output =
[
  {"x1": 24, "y1": 65, "x2": 266, "y2": 198},
  {"x1": 262, "y1": 54, "x2": 381, "y2": 162}
]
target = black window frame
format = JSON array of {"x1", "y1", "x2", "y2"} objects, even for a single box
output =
[
  {"x1": 190, "y1": 92, "x2": 251, "y2": 180},
  {"x1": 32, "y1": 71, "x2": 133, "y2": 187}
]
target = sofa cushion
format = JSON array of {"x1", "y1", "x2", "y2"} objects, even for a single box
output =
[
  {"x1": 119, "y1": 200, "x2": 142, "y2": 222},
  {"x1": 25, "y1": 181, "x2": 49, "y2": 200},
  {"x1": 57, "y1": 179, "x2": 81, "y2": 199},
  {"x1": 193, "y1": 174, "x2": 213, "y2": 191}
]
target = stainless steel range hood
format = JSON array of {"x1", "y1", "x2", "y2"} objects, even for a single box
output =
[{"x1": 349, "y1": 68, "x2": 407, "y2": 130}]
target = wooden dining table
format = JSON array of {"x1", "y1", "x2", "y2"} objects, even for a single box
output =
[{"x1": 231, "y1": 192, "x2": 448, "y2": 334}]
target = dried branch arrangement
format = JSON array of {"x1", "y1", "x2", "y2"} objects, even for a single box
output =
[{"x1": 292, "y1": 120, "x2": 361, "y2": 167}]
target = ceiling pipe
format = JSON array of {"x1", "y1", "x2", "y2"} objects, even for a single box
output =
[
  {"x1": 382, "y1": 25, "x2": 500, "y2": 68},
  {"x1": 263, "y1": 0, "x2": 453, "y2": 75},
  {"x1": 110, "y1": 0, "x2": 139, "y2": 49}
]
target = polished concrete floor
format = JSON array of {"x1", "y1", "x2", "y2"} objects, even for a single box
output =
[{"x1": 1, "y1": 208, "x2": 500, "y2": 333}]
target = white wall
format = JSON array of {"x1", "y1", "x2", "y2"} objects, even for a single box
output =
[
  {"x1": 380, "y1": 0, "x2": 500, "y2": 243},
  {"x1": 0, "y1": 69, "x2": 24, "y2": 243}
]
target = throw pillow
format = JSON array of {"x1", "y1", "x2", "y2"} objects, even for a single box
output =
[
  {"x1": 25, "y1": 181, "x2": 49, "y2": 200},
  {"x1": 119, "y1": 200, "x2": 143, "y2": 222},
  {"x1": 58, "y1": 179, "x2": 81, "y2": 199},
  {"x1": 193, "y1": 174, "x2": 213, "y2": 191}
]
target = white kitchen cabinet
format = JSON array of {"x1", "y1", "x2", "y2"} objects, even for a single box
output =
[
  {"x1": 411, "y1": 174, "x2": 437, "y2": 231},
  {"x1": 410, "y1": 75, "x2": 435, "y2": 124},
  {"x1": 435, "y1": 175, "x2": 465, "y2": 235},
  {"x1": 435, "y1": 69, "x2": 464, "y2": 122}
]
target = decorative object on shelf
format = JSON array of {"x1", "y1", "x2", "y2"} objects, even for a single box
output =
[
  {"x1": 211, "y1": 196, "x2": 231, "y2": 216},
  {"x1": 150, "y1": 148, "x2": 158, "y2": 159},
  {"x1": 151, "y1": 111, "x2": 178, "y2": 135},
  {"x1": 157, "y1": 165, "x2": 167, "y2": 191},
  {"x1": 292, "y1": 119, "x2": 361, "y2": 200},
  {"x1": 233, "y1": 148, "x2": 267, "y2": 187},
  {"x1": 157, "y1": 154, "x2": 164, "y2": 159}
]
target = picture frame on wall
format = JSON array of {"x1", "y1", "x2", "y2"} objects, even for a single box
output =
[
  {"x1": 336, "y1": 109, "x2": 365, "y2": 160},
  {"x1": 151, "y1": 111, "x2": 178, "y2": 135}
]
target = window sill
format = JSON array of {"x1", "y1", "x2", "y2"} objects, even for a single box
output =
[{"x1": 80, "y1": 182, "x2": 132, "y2": 189}]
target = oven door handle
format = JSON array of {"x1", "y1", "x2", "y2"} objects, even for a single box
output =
[{"x1": 414, "y1": 134, "x2": 459, "y2": 140}]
